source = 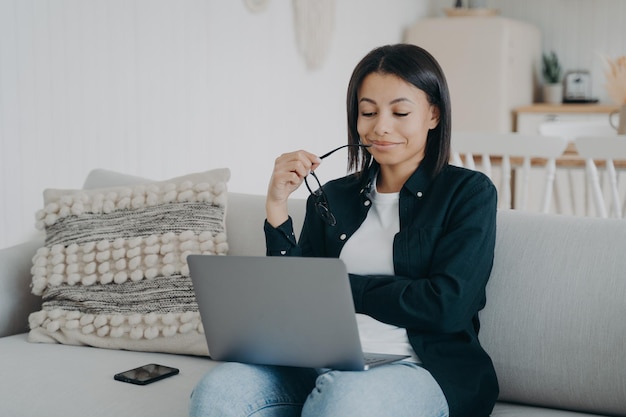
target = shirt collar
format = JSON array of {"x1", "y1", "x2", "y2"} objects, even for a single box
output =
[{"x1": 362, "y1": 160, "x2": 436, "y2": 199}]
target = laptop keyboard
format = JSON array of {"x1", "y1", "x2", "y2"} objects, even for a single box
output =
[{"x1": 364, "y1": 356, "x2": 391, "y2": 366}]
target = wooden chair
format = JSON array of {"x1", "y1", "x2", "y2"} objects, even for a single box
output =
[
  {"x1": 574, "y1": 136, "x2": 626, "y2": 218},
  {"x1": 538, "y1": 120, "x2": 616, "y2": 141},
  {"x1": 451, "y1": 132, "x2": 568, "y2": 212},
  {"x1": 539, "y1": 120, "x2": 618, "y2": 216}
]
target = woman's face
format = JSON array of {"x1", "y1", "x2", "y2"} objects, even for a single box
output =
[{"x1": 357, "y1": 72, "x2": 440, "y2": 175}]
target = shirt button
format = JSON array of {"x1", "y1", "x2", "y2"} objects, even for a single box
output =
[
  {"x1": 416, "y1": 191, "x2": 423, "y2": 198},
  {"x1": 339, "y1": 234, "x2": 347, "y2": 241},
  {"x1": 364, "y1": 200, "x2": 371, "y2": 206}
]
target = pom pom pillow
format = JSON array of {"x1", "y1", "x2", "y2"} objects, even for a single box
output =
[{"x1": 27, "y1": 168, "x2": 230, "y2": 356}]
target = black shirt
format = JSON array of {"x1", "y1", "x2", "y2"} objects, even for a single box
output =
[{"x1": 265, "y1": 162, "x2": 499, "y2": 417}]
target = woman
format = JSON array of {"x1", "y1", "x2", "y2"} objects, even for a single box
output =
[{"x1": 189, "y1": 44, "x2": 498, "y2": 417}]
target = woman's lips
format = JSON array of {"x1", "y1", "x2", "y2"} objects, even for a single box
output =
[{"x1": 369, "y1": 141, "x2": 401, "y2": 150}]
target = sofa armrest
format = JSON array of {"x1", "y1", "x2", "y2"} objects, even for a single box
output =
[{"x1": 0, "y1": 239, "x2": 43, "y2": 337}]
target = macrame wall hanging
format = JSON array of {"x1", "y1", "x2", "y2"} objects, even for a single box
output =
[
  {"x1": 292, "y1": 0, "x2": 335, "y2": 70},
  {"x1": 244, "y1": 0, "x2": 270, "y2": 13},
  {"x1": 243, "y1": 0, "x2": 335, "y2": 70}
]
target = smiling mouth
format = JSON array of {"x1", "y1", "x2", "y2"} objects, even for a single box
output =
[{"x1": 369, "y1": 140, "x2": 401, "y2": 148}]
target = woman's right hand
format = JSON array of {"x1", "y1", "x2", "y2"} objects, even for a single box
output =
[{"x1": 266, "y1": 150, "x2": 321, "y2": 227}]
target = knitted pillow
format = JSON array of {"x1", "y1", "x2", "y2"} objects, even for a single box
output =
[{"x1": 27, "y1": 169, "x2": 230, "y2": 356}]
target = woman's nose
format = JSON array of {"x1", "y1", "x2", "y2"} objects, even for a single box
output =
[{"x1": 373, "y1": 115, "x2": 391, "y2": 137}]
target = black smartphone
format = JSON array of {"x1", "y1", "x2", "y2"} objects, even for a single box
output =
[{"x1": 114, "y1": 363, "x2": 179, "y2": 385}]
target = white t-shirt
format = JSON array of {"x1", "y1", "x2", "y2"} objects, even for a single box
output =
[{"x1": 339, "y1": 186, "x2": 420, "y2": 363}]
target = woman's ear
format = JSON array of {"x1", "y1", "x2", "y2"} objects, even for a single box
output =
[{"x1": 428, "y1": 105, "x2": 441, "y2": 130}]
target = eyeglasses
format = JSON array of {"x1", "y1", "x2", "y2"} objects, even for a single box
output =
[{"x1": 304, "y1": 144, "x2": 371, "y2": 226}]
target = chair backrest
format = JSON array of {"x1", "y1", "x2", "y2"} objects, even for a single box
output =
[
  {"x1": 539, "y1": 120, "x2": 616, "y2": 141},
  {"x1": 574, "y1": 136, "x2": 626, "y2": 218},
  {"x1": 451, "y1": 132, "x2": 568, "y2": 212}
]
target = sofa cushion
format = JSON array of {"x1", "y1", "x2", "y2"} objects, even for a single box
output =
[
  {"x1": 0, "y1": 333, "x2": 218, "y2": 417},
  {"x1": 27, "y1": 169, "x2": 230, "y2": 356},
  {"x1": 0, "y1": 333, "x2": 602, "y2": 417},
  {"x1": 225, "y1": 192, "x2": 306, "y2": 257},
  {"x1": 82, "y1": 168, "x2": 153, "y2": 189},
  {"x1": 480, "y1": 210, "x2": 626, "y2": 416}
]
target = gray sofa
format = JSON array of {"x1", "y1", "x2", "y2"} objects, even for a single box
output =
[{"x1": 1, "y1": 170, "x2": 625, "y2": 417}]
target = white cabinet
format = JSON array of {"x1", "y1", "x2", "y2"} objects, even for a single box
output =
[{"x1": 405, "y1": 17, "x2": 540, "y2": 133}]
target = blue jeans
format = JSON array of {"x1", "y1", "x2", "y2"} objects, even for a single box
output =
[{"x1": 188, "y1": 362, "x2": 449, "y2": 417}]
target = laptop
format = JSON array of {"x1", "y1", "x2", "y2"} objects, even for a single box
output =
[{"x1": 188, "y1": 255, "x2": 409, "y2": 371}]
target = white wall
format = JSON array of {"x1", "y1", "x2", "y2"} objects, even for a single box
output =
[
  {"x1": 4, "y1": 0, "x2": 625, "y2": 248},
  {"x1": 0, "y1": 0, "x2": 428, "y2": 248}
]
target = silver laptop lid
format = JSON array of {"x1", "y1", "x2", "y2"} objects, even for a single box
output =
[{"x1": 188, "y1": 255, "x2": 367, "y2": 371}]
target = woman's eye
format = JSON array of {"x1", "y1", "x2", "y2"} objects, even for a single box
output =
[
  {"x1": 360, "y1": 112, "x2": 376, "y2": 117},
  {"x1": 394, "y1": 112, "x2": 409, "y2": 117}
]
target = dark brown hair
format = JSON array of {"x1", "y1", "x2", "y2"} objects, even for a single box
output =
[{"x1": 346, "y1": 44, "x2": 452, "y2": 177}]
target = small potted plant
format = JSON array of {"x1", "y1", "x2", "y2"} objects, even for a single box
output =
[{"x1": 542, "y1": 51, "x2": 563, "y2": 104}]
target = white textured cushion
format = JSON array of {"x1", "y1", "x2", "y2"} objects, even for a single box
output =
[
  {"x1": 480, "y1": 210, "x2": 626, "y2": 416},
  {"x1": 28, "y1": 169, "x2": 230, "y2": 356}
]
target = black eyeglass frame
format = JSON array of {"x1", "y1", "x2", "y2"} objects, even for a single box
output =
[{"x1": 303, "y1": 144, "x2": 371, "y2": 226}]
